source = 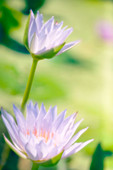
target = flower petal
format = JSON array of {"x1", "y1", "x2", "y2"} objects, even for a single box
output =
[
  {"x1": 3, "y1": 134, "x2": 27, "y2": 159},
  {"x1": 1, "y1": 108, "x2": 24, "y2": 150},
  {"x1": 28, "y1": 11, "x2": 37, "y2": 47},
  {"x1": 13, "y1": 104, "x2": 26, "y2": 132},
  {"x1": 36, "y1": 11, "x2": 43, "y2": 32},
  {"x1": 62, "y1": 139, "x2": 94, "y2": 158},
  {"x1": 57, "y1": 40, "x2": 80, "y2": 55},
  {"x1": 57, "y1": 27, "x2": 73, "y2": 44},
  {"x1": 64, "y1": 127, "x2": 89, "y2": 149},
  {"x1": 53, "y1": 109, "x2": 66, "y2": 131},
  {"x1": 41, "y1": 16, "x2": 54, "y2": 35},
  {"x1": 30, "y1": 33, "x2": 39, "y2": 53}
]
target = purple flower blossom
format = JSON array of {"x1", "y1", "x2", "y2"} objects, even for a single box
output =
[
  {"x1": 24, "y1": 10, "x2": 80, "y2": 59},
  {"x1": 96, "y1": 21, "x2": 113, "y2": 43},
  {"x1": 1, "y1": 102, "x2": 93, "y2": 165}
]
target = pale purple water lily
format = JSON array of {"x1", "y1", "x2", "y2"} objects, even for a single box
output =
[
  {"x1": 24, "y1": 10, "x2": 80, "y2": 59},
  {"x1": 1, "y1": 102, "x2": 93, "y2": 165},
  {"x1": 96, "y1": 20, "x2": 113, "y2": 43}
]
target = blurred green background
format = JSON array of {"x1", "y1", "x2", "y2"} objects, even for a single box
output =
[{"x1": 0, "y1": 0, "x2": 113, "y2": 169}]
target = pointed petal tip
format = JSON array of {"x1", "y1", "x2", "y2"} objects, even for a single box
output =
[
  {"x1": 85, "y1": 139, "x2": 94, "y2": 145},
  {"x1": 74, "y1": 112, "x2": 78, "y2": 117},
  {"x1": 75, "y1": 40, "x2": 81, "y2": 45},
  {"x1": 80, "y1": 118, "x2": 84, "y2": 122},
  {"x1": 28, "y1": 100, "x2": 33, "y2": 106},
  {"x1": 13, "y1": 104, "x2": 18, "y2": 112},
  {"x1": 85, "y1": 127, "x2": 89, "y2": 130},
  {"x1": 30, "y1": 9, "x2": 34, "y2": 15},
  {"x1": 36, "y1": 11, "x2": 43, "y2": 17},
  {"x1": 89, "y1": 139, "x2": 94, "y2": 142},
  {"x1": 82, "y1": 127, "x2": 89, "y2": 133},
  {"x1": 70, "y1": 40, "x2": 81, "y2": 46}
]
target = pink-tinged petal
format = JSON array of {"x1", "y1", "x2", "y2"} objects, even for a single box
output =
[
  {"x1": 53, "y1": 21, "x2": 63, "y2": 31},
  {"x1": 36, "y1": 11, "x2": 43, "y2": 31},
  {"x1": 3, "y1": 134, "x2": 27, "y2": 159},
  {"x1": 62, "y1": 139, "x2": 94, "y2": 158},
  {"x1": 57, "y1": 40, "x2": 80, "y2": 55},
  {"x1": 64, "y1": 127, "x2": 89, "y2": 149}
]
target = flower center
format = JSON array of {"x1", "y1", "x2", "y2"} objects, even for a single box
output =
[{"x1": 26, "y1": 128, "x2": 54, "y2": 143}]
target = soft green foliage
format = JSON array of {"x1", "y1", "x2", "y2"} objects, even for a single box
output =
[
  {"x1": 0, "y1": 4, "x2": 22, "y2": 34},
  {"x1": 24, "y1": 0, "x2": 46, "y2": 14},
  {"x1": 90, "y1": 143, "x2": 113, "y2": 170}
]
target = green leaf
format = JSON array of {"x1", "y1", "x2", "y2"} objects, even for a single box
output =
[
  {"x1": 90, "y1": 143, "x2": 113, "y2": 170},
  {"x1": 23, "y1": 12, "x2": 31, "y2": 50},
  {"x1": 24, "y1": 0, "x2": 46, "y2": 13},
  {"x1": 0, "y1": 5, "x2": 22, "y2": 34},
  {"x1": 32, "y1": 43, "x2": 65, "y2": 60}
]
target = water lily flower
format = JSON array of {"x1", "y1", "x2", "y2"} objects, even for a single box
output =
[
  {"x1": 24, "y1": 10, "x2": 80, "y2": 59},
  {"x1": 96, "y1": 20, "x2": 113, "y2": 43},
  {"x1": 1, "y1": 102, "x2": 93, "y2": 166}
]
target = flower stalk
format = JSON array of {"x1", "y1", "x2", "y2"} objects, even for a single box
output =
[
  {"x1": 31, "y1": 163, "x2": 40, "y2": 170},
  {"x1": 21, "y1": 58, "x2": 38, "y2": 110}
]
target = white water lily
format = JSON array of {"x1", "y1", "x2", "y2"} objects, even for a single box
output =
[
  {"x1": 24, "y1": 10, "x2": 80, "y2": 59},
  {"x1": 1, "y1": 102, "x2": 93, "y2": 165}
]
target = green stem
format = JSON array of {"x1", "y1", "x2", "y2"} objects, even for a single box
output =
[
  {"x1": 21, "y1": 58, "x2": 38, "y2": 110},
  {"x1": 31, "y1": 162, "x2": 40, "y2": 170}
]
